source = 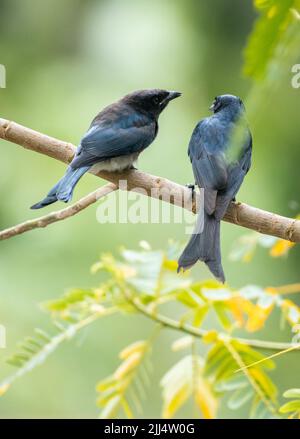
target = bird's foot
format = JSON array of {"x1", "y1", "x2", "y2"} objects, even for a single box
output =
[{"x1": 232, "y1": 197, "x2": 242, "y2": 206}]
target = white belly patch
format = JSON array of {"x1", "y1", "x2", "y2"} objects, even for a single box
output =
[{"x1": 91, "y1": 152, "x2": 140, "y2": 173}]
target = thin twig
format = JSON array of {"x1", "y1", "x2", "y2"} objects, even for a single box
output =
[
  {"x1": 122, "y1": 287, "x2": 300, "y2": 352},
  {"x1": 0, "y1": 184, "x2": 117, "y2": 241},
  {"x1": 235, "y1": 344, "x2": 300, "y2": 373}
]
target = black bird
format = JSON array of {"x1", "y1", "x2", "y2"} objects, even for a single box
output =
[
  {"x1": 178, "y1": 94, "x2": 252, "y2": 282},
  {"x1": 31, "y1": 89, "x2": 181, "y2": 209}
]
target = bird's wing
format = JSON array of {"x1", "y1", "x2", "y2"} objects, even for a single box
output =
[
  {"x1": 189, "y1": 118, "x2": 229, "y2": 189},
  {"x1": 238, "y1": 131, "x2": 252, "y2": 174},
  {"x1": 71, "y1": 113, "x2": 157, "y2": 169},
  {"x1": 214, "y1": 130, "x2": 252, "y2": 220},
  {"x1": 188, "y1": 118, "x2": 229, "y2": 214}
]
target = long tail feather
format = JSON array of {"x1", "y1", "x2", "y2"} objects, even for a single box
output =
[
  {"x1": 178, "y1": 211, "x2": 225, "y2": 283},
  {"x1": 30, "y1": 166, "x2": 90, "y2": 210}
]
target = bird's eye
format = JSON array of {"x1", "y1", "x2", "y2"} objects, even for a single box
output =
[{"x1": 153, "y1": 97, "x2": 160, "y2": 105}]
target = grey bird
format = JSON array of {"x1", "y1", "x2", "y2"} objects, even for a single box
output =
[
  {"x1": 178, "y1": 94, "x2": 252, "y2": 282},
  {"x1": 31, "y1": 89, "x2": 181, "y2": 209}
]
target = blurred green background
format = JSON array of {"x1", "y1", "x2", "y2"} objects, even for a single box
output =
[{"x1": 0, "y1": 0, "x2": 299, "y2": 418}]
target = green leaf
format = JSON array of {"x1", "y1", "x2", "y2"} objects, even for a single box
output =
[
  {"x1": 204, "y1": 343, "x2": 230, "y2": 376},
  {"x1": 227, "y1": 388, "x2": 254, "y2": 410},
  {"x1": 121, "y1": 249, "x2": 163, "y2": 295},
  {"x1": 202, "y1": 288, "x2": 232, "y2": 301},
  {"x1": 231, "y1": 341, "x2": 275, "y2": 370},
  {"x1": 162, "y1": 382, "x2": 190, "y2": 418},
  {"x1": 213, "y1": 302, "x2": 232, "y2": 330},
  {"x1": 283, "y1": 388, "x2": 300, "y2": 399},
  {"x1": 34, "y1": 328, "x2": 51, "y2": 342},
  {"x1": 249, "y1": 368, "x2": 278, "y2": 400},
  {"x1": 96, "y1": 376, "x2": 116, "y2": 392},
  {"x1": 121, "y1": 398, "x2": 134, "y2": 418},
  {"x1": 215, "y1": 357, "x2": 237, "y2": 381},
  {"x1": 44, "y1": 288, "x2": 96, "y2": 312},
  {"x1": 96, "y1": 387, "x2": 119, "y2": 408},
  {"x1": 97, "y1": 338, "x2": 152, "y2": 419},
  {"x1": 99, "y1": 395, "x2": 121, "y2": 419},
  {"x1": 177, "y1": 290, "x2": 204, "y2": 308},
  {"x1": 244, "y1": 0, "x2": 295, "y2": 80},
  {"x1": 161, "y1": 355, "x2": 217, "y2": 419},
  {"x1": 250, "y1": 399, "x2": 271, "y2": 419},
  {"x1": 193, "y1": 305, "x2": 209, "y2": 327},
  {"x1": 279, "y1": 400, "x2": 300, "y2": 413},
  {"x1": 215, "y1": 375, "x2": 248, "y2": 392},
  {"x1": 171, "y1": 336, "x2": 194, "y2": 352}
]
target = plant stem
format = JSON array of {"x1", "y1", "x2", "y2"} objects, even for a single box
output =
[{"x1": 123, "y1": 289, "x2": 300, "y2": 352}]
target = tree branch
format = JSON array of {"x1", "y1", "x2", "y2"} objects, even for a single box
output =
[
  {"x1": 0, "y1": 184, "x2": 117, "y2": 241},
  {"x1": 1, "y1": 117, "x2": 300, "y2": 242}
]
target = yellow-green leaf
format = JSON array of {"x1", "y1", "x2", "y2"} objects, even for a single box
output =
[{"x1": 279, "y1": 400, "x2": 300, "y2": 413}]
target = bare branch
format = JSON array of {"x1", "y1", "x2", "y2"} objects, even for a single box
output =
[
  {"x1": 0, "y1": 184, "x2": 117, "y2": 241},
  {"x1": 1, "y1": 117, "x2": 300, "y2": 242}
]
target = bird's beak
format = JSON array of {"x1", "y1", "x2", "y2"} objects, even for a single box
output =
[
  {"x1": 167, "y1": 91, "x2": 182, "y2": 102},
  {"x1": 159, "y1": 91, "x2": 181, "y2": 111},
  {"x1": 209, "y1": 102, "x2": 215, "y2": 111},
  {"x1": 160, "y1": 91, "x2": 181, "y2": 107}
]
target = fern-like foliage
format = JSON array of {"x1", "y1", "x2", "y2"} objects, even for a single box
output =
[
  {"x1": 1, "y1": 241, "x2": 299, "y2": 418},
  {"x1": 205, "y1": 340, "x2": 278, "y2": 418},
  {"x1": 160, "y1": 347, "x2": 218, "y2": 419},
  {"x1": 0, "y1": 318, "x2": 96, "y2": 395},
  {"x1": 97, "y1": 338, "x2": 155, "y2": 418},
  {"x1": 0, "y1": 288, "x2": 116, "y2": 396}
]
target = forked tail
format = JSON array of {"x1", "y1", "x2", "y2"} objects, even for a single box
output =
[{"x1": 178, "y1": 211, "x2": 225, "y2": 283}]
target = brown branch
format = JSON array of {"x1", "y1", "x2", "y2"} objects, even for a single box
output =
[
  {"x1": 1, "y1": 117, "x2": 300, "y2": 242},
  {"x1": 0, "y1": 184, "x2": 117, "y2": 240}
]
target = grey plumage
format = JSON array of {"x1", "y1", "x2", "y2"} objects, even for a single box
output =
[
  {"x1": 31, "y1": 89, "x2": 181, "y2": 210},
  {"x1": 178, "y1": 94, "x2": 252, "y2": 282}
]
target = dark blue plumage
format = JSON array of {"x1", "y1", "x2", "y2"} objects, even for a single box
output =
[
  {"x1": 31, "y1": 89, "x2": 181, "y2": 209},
  {"x1": 178, "y1": 94, "x2": 252, "y2": 282}
]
